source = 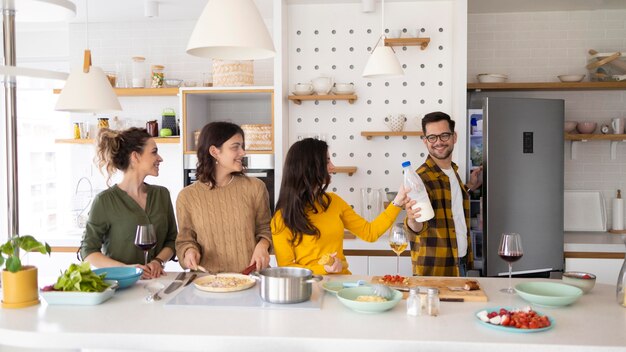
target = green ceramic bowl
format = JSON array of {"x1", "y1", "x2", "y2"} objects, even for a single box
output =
[
  {"x1": 515, "y1": 281, "x2": 583, "y2": 307},
  {"x1": 336, "y1": 286, "x2": 402, "y2": 313}
]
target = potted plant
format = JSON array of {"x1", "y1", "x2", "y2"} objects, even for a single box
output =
[{"x1": 1, "y1": 235, "x2": 51, "y2": 308}]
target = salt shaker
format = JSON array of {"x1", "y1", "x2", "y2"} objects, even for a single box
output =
[
  {"x1": 406, "y1": 288, "x2": 421, "y2": 316},
  {"x1": 427, "y1": 288, "x2": 440, "y2": 316}
]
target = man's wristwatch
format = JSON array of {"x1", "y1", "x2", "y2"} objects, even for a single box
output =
[{"x1": 153, "y1": 257, "x2": 165, "y2": 268}]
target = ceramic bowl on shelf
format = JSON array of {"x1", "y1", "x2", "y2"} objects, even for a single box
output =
[
  {"x1": 564, "y1": 121, "x2": 578, "y2": 133},
  {"x1": 558, "y1": 74, "x2": 585, "y2": 83},
  {"x1": 477, "y1": 73, "x2": 508, "y2": 83},
  {"x1": 577, "y1": 122, "x2": 597, "y2": 134},
  {"x1": 164, "y1": 79, "x2": 182, "y2": 88},
  {"x1": 562, "y1": 271, "x2": 596, "y2": 294},
  {"x1": 332, "y1": 83, "x2": 355, "y2": 95}
]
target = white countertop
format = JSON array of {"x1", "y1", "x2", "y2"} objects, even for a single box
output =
[{"x1": 1, "y1": 274, "x2": 626, "y2": 351}]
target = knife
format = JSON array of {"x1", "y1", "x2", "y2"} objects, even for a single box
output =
[
  {"x1": 241, "y1": 263, "x2": 257, "y2": 275},
  {"x1": 164, "y1": 272, "x2": 186, "y2": 294},
  {"x1": 183, "y1": 273, "x2": 197, "y2": 287}
]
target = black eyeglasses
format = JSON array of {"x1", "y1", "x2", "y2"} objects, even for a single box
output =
[{"x1": 423, "y1": 132, "x2": 453, "y2": 143}]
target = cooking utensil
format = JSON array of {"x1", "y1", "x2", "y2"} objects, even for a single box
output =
[
  {"x1": 251, "y1": 267, "x2": 322, "y2": 304},
  {"x1": 163, "y1": 272, "x2": 186, "y2": 294},
  {"x1": 195, "y1": 265, "x2": 208, "y2": 273},
  {"x1": 183, "y1": 273, "x2": 197, "y2": 287},
  {"x1": 241, "y1": 263, "x2": 256, "y2": 275}
]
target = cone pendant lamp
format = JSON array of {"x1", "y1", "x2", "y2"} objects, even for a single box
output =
[
  {"x1": 362, "y1": 0, "x2": 404, "y2": 78},
  {"x1": 186, "y1": 0, "x2": 275, "y2": 60},
  {"x1": 55, "y1": 50, "x2": 121, "y2": 113}
]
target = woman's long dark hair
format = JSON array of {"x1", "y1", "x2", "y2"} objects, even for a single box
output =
[
  {"x1": 196, "y1": 121, "x2": 245, "y2": 188},
  {"x1": 274, "y1": 138, "x2": 331, "y2": 246}
]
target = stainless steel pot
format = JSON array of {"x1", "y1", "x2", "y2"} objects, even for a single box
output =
[{"x1": 251, "y1": 267, "x2": 322, "y2": 304}]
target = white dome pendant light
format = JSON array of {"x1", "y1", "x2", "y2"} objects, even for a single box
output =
[
  {"x1": 362, "y1": 0, "x2": 403, "y2": 78},
  {"x1": 56, "y1": 0, "x2": 121, "y2": 112},
  {"x1": 186, "y1": 0, "x2": 275, "y2": 60}
]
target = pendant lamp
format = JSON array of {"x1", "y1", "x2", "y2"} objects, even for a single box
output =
[
  {"x1": 362, "y1": 0, "x2": 404, "y2": 78},
  {"x1": 186, "y1": 0, "x2": 275, "y2": 60},
  {"x1": 55, "y1": 0, "x2": 121, "y2": 112}
]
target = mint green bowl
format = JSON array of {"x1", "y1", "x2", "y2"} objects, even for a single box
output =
[
  {"x1": 336, "y1": 286, "x2": 402, "y2": 313},
  {"x1": 515, "y1": 282, "x2": 583, "y2": 307}
]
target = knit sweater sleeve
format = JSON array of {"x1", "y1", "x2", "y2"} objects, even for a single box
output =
[
  {"x1": 175, "y1": 187, "x2": 201, "y2": 267},
  {"x1": 251, "y1": 178, "x2": 272, "y2": 249}
]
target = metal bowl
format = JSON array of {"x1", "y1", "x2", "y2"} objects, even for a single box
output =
[{"x1": 562, "y1": 271, "x2": 596, "y2": 293}]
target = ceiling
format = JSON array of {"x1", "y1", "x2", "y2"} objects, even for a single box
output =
[{"x1": 44, "y1": 0, "x2": 626, "y2": 23}]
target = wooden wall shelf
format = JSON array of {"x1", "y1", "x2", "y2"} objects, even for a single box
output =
[
  {"x1": 333, "y1": 166, "x2": 357, "y2": 176},
  {"x1": 361, "y1": 131, "x2": 423, "y2": 140},
  {"x1": 565, "y1": 133, "x2": 626, "y2": 141},
  {"x1": 384, "y1": 37, "x2": 430, "y2": 50},
  {"x1": 288, "y1": 94, "x2": 357, "y2": 105},
  {"x1": 608, "y1": 230, "x2": 626, "y2": 234},
  {"x1": 56, "y1": 137, "x2": 180, "y2": 144},
  {"x1": 53, "y1": 87, "x2": 180, "y2": 96},
  {"x1": 468, "y1": 81, "x2": 626, "y2": 91}
]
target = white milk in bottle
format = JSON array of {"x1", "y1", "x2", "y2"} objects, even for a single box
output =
[{"x1": 402, "y1": 161, "x2": 435, "y2": 222}]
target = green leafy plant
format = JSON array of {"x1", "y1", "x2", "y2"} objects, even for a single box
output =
[{"x1": 0, "y1": 235, "x2": 51, "y2": 273}]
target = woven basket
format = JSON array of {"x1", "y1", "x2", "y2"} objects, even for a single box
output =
[
  {"x1": 242, "y1": 124, "x2": 272, "y2": 151},
  {"x1": 212, "y1": 60, "x2": 254, "y2": 86}
]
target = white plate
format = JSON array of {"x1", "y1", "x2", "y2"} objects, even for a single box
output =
[
  {"x1": 193, "y1": 273, "x2": 256, "y2": 293},
  {"x1": 475, "y1": 307, "x2": 554, "y2": 333}
]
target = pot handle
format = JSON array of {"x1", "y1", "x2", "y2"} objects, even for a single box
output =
[
  {"x1": 250, "y1": 272, "x2": 261, "y2": 281},
  {"x1": 306, "y1": 275, "x2": 323, "y2": 284}
]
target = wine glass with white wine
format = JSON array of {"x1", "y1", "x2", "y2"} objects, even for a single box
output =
[{"x1": 388, "y1": 223, "x2": 408, "y2": 275}]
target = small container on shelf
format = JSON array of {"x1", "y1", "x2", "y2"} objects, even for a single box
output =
[
  {"x1": 151, "y1": 65, "x2": 165, "y2": 88},
  {"x1": 97, "y1": 118, "x2": 109, "y2": 130},
  {"x1": 131, "y1": 56, "x2": 146, "y2": 88}
]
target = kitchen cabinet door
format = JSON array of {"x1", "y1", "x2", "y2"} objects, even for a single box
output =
[
  {"x1": 346, "y1": 256, "x2": 368, "y2": 276},
  {"x1": 565, "y1": 258, "x2": 623, "y2": 285},
  {"x1": 368, "y1": 256, "x2": 412, "y2": 276}
]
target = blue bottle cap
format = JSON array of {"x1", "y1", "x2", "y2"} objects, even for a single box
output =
[{"x1": 402, "y1": 161, "x2": 411, "y2": 168}]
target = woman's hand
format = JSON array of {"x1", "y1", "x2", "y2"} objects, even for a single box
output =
[
  {"x1": 183, "y1": 248, "x2": 201, "y2": 271},
  {"x1": 133, "y1": 263, "x2": 152, "y2": 280},
  {"x1": 145, "y1": 260, "x2": 165, "y2": 279},
  {"x1": 392, "y1": 185, "x2": 409, "y2": 207},
  {"x1": 323, "y1": 252, "x2": 343, "y2": 274},
  {"x1": 249, "y1": 239, "x2": 271, "y2": 271}
]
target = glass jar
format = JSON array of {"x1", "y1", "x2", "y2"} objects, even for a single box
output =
[
  {"x1": 151, "y1": 65, "x2": 165, "y2": 88},
  {"x1": 427, "y1": 288, "x2": 440, "y2": 316},
  {"x1": 97, "y1": 118, "x2": 109, "y2": 130},
  {"x1": 406, "y1": 288, "x2": 421, "y2": 316},
  {"x1": 73, "y1": 123, "x2": 81, "y2": 139},
  {"x1": 616, "y1": 235, "x2": 626, "y2": 307},
  {"x1": 131, "y1": 56, "x2": 146, "y2": 88}
]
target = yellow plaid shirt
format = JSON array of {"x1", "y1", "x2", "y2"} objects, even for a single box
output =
[{"x1": 404, "y1": 156, "x2": 472, "y2": 276}]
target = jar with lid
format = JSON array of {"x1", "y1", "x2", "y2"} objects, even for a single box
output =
[
  {"x1": 406, "y1": 288, "x2": 422, "y2": 316},
  {"x1": 151, "y1": 65, "x2": 165, "y2": 88},
  {"x1": 616, "y1": 235, "x2": 626, "y2": 307},
  {"x1": 97, "y1": 118, "x2": 110, "y2": 130},
  {"x1": 426, "y1": 288, "x2": 440, "y2": 316},
  {"x1": 131, "y1": 56, "x2": 146, "y2": 88}
]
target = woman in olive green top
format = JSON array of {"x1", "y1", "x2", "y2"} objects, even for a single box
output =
[{"x1": 80, "y1": 127, "x2": 177, "y2": 279}]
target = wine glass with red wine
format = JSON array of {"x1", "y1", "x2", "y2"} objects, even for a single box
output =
[
  {"x1": 135, "y1": 224, "x2": 157, "y2": 265},
  {"x1": 498, "y1": 232, "x2": 523, "y2": 294}
]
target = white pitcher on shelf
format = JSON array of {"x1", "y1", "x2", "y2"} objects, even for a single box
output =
[{"x1": 312, "y1": 76, "x2": 333, "y2": 95}]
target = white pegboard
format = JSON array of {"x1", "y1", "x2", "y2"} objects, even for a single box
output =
[{"x1": 287, "y1": 1, "x2": 459, "y2": 210}]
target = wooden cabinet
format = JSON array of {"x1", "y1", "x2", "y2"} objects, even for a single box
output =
[{"x1": 181, "y1": 88, "x2": 274, "y2": 155}]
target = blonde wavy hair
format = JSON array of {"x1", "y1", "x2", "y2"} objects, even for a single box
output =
[{"x1": 95, "y1": 127, "x2": 151, "y2": 186}]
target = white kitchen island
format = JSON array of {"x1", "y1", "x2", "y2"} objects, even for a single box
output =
[{"x1": 1, "y1": 274, "x2": 625, "y2": 352}]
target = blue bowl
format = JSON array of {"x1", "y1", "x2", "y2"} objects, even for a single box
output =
[{"x1": 93, "y1": 267, "x2": 143, "y2": 289}]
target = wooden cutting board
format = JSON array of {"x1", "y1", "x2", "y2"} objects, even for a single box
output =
[{"x1": 371, "y1": 276, "x2": 489, "y2": 302}]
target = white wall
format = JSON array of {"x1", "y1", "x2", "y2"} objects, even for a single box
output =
[{"x1": 468, "y1": 9, "x2": 626, "y2": 228}]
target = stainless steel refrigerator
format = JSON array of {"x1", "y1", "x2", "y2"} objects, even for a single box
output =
[{"x1": 469, "y1": 97, "x2": 564, "y2": 277}]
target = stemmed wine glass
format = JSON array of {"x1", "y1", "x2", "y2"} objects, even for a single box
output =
[
  {"x1": 388, "y1": 223, "x2": 408, "y2": 275},
  {"x1": 498, "y1": 232, "x2": 523, "y2": 294},
  {"x1": 135, "y1": 224, "x2": 157, "y2": 265}
]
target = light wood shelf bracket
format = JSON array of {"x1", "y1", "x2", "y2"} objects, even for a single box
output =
[
  {"x1": 288, "y1": 94, "x2": 357, "y2": 105},
  {"x1": 384, "y1": 37, "x2": 430, "y2": 50}
]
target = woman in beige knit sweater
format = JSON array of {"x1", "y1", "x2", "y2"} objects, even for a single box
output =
[{"x1": 175, "y1": 122, "x2": 272, "y2": 273}]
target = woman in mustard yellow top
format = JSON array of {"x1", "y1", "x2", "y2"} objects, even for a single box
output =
[{"x1": 271, "y1": 138, "x2": 408, "y2": 275}]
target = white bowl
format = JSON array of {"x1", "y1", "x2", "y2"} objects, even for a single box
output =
[
  {"x1": 292, "y1": 90, "x2": 314, "y2": 96},
  {"x1": 477, "y1": 73, "x2": 508, "y2": 83},
  {"x1": 558, "y1": 74, "x2": 585, "y2": 83}
]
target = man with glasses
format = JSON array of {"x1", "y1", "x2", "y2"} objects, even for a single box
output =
[{"x1": 404, "y1": 111, "x2": 482, "y2": 276}]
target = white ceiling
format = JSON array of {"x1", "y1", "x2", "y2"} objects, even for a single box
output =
[{"x1": 61, "y1": 0, "x2": 626, "y2": 23}]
